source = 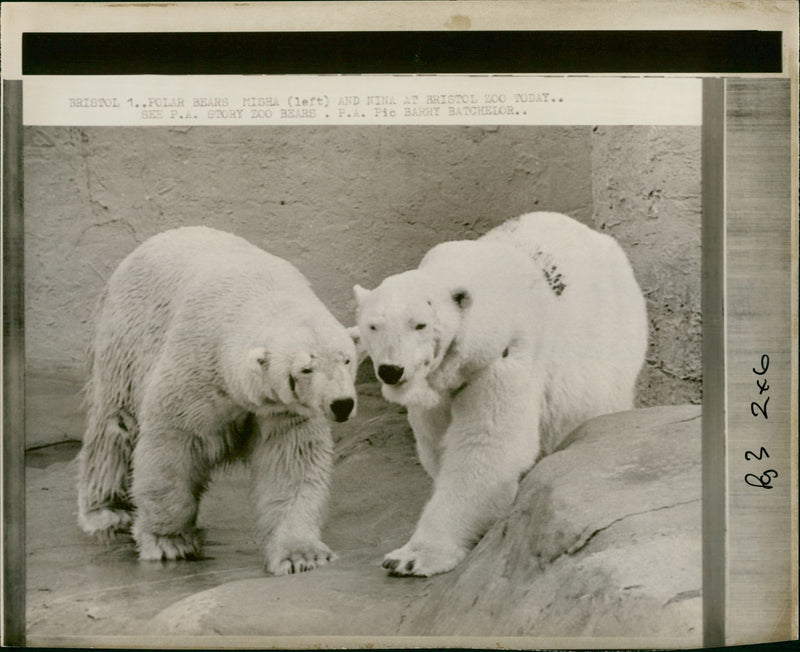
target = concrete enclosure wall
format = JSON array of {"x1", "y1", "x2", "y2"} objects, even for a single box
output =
[
  {"x1": 591, "y1": 126, "x2": 702, "y2": 406},
  {"x1": 23, "y1": 125, "x2": 700, "y2": 443}
]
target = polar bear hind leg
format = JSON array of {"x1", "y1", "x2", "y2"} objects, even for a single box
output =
[
  {"x1": 77, "y1": 407, "x2": 135, "y2": 542},
  {"x1": 133, "y1": 528, "x2": 203, "y2": 562},
  {"x1": 130, "y1": 418, "x2": 206, "y2": 560}
]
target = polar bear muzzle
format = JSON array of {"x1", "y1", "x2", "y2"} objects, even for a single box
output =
[
  {"x1": 330, "y1": 397, "x2": 355, "y2": 422},
  {"x1": 377, "y1": 364, "x2": 404, "y2": 385},
  {"x1": 287, "y1": 360, "x2": 357, "y2": 423}
]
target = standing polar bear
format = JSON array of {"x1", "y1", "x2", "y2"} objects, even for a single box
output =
[
  {"x1": 353, "y1": 212, "x2": 647, "y2": 577},
  {"x1": 77, "y1": 226, "x2": 357, "y2": 575}
]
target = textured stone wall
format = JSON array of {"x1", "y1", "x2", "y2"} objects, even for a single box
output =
[
  {"x1": 22, "y1": 124, "x2": 700, "y2": 446},
  {"x1": 24, "y1": 125, "x2": 592, "y2": 373},
  {"x1": 591, "y1": 126, "x2": 702, "y2": 406}
]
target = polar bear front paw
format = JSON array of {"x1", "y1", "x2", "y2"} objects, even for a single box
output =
[
  {"x1": 264, "y1": 539, "x2": 336, "y2": 576},
  {"x1": 382, "y1": 540, "x2": 466, "y2": 577},
  {"x1": 134, "y1": 528, "x2": 203, "y2": 561}
]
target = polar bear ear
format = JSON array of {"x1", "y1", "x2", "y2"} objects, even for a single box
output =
[
  {"x1": 347, "y1": 325, "x2": 361, "y2": 347},
  {"x1": 347, "y1": 326, "x2": 368, "y2": 365},
  {"x1": 247, "y1": 346, "x2": 269, "y2": 370},
  {"x1": 451, "y1": 288, "x2": 472, "y2": 310},
  {"x1": 353, "y1": 284, "x2": 370, "y2": 306}
]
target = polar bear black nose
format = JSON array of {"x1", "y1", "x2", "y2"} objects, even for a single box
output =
[
  {"x1": 377, "y1": 364, "x2": 404, "y2": 385},
  {"x1": 330, "y1": 398, "x2": 354, "y2": 422}
]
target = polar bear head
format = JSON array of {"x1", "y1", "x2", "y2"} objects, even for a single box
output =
[
  {"x1": 244, "y1": 325, "x2": 358, "y2": 423},
  {"x1": 353, "y1": 270, "x2": 471, "y2": 406}
]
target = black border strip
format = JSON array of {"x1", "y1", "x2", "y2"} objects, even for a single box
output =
[
  {"x1": 2, "y1": 79, "x2": 26, "y2": 648},
  {"x1": 23, "y1": 30, "x2": 782, "y2": 75}
]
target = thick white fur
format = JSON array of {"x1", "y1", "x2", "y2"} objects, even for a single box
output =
[
  {"x1": 353, "y1": 212, "x2": 647, "y2": 576},
  {"x1": 77, "y1": 226, "x2": 357, "y2": 574}
]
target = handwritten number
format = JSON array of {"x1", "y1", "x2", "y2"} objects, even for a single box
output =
[
  {"x1": 744, "y1": 470, "x2": 778, "y2": 490},
  {"x1": 752, "y1": 354, "x2": 769, "y2": 375},
  {"x1": 750, "y1": 396, "x2": 769, "y2": 419},
  {"x1": 747, "y1": 355, "x2": 775, "y2": 489},
  {"x1": 744, "y1": 447, "x2": 769, "y2": 461}
]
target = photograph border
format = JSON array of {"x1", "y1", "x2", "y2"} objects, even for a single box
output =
[{"x1": 2, "y1": 2, "x2": 798, "y2": 649}]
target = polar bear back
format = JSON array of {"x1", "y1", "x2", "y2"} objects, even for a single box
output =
[
  {"x1": 480, "y1": 211, "x2": 631, "y2": 292},
  {"x1": 484, "y1": 212, "x2": 647, "y2": 452},
  {"x1": 482, "y1": 212, "x2": 646, "y2": 357},
  {"x1": 110, "y1": 226, "x2": 311, "y2": 308}
]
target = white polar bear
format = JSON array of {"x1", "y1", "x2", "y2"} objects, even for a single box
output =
[
  {"x1": 353, "y1": 212, "x2": 647, "y2": 577},
  {"x1": 77, "y1": 226, "x2": 357, "y2": 575}
]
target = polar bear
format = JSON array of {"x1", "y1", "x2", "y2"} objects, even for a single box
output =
[
  {"x1": 77, "y1": 226, "x2": 357, "y2": 575},
  {"x1": 353, "y1": 212, "x2": 647, "y2": 577}
]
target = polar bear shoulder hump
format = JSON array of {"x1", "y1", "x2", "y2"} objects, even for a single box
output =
[{"x1": 121, "y1": 226, "x2": 310, "y2": 290}]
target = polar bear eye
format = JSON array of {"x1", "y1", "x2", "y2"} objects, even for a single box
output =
[
  {"x1": 345, "y1": 358, "x2": 351, "y2": 365},
  {"x1": 369, "y1": 324, "x2": 377, "y2": 331},
  {"x1": 415, "y1": 323, "x2": 427, "y2": 330},
  {"x1": 301, "y1": 367, "x2": 313, "y2": 374}
]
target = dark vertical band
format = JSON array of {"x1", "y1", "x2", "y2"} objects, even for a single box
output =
[
  {"x1": 701, "y1": 76, "x2": 726, "y2": 648},
  {"x1": 2, "y1": 79, "x2": 26, "y2": 648}
]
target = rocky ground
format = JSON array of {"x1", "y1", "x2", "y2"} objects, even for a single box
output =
[{"x1": 26, "y1": 381, "x2": 701, "y2": 648}]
